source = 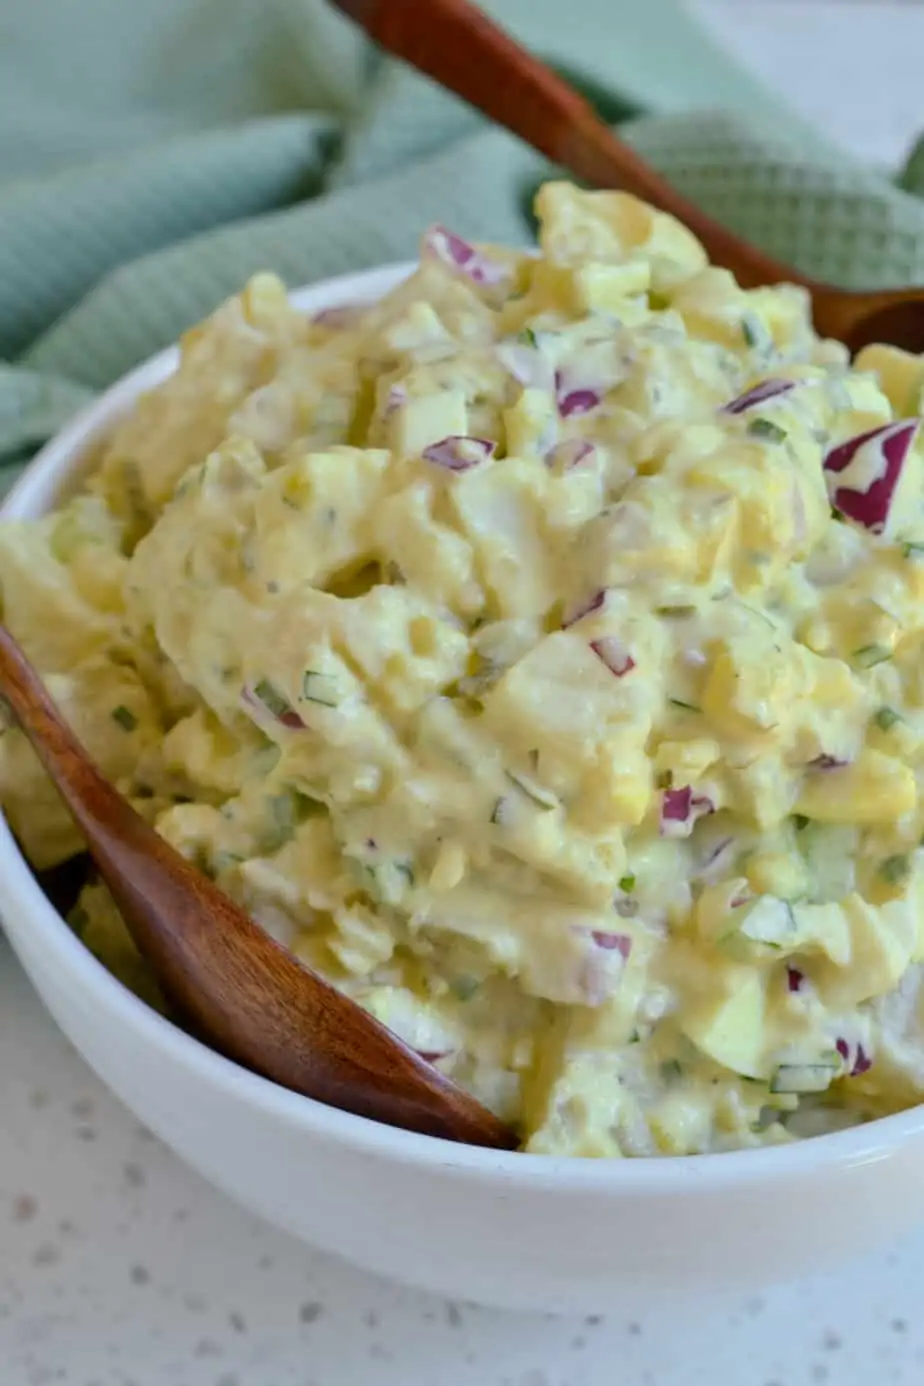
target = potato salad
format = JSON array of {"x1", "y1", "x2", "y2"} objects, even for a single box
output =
[{"x1": 5, "y1": 182, "x2": 924, "y2": 1157}]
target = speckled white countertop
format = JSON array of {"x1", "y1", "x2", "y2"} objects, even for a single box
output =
[
  {"x1": 5, "y1": 4, "x2": 924, "y2": 1383},
  {"x1": 5, "y1": 927, "x2": 924, "y2": 1386}
]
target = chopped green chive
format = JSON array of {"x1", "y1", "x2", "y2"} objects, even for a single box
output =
[
  {"x1": 450, "y1": 975, "x2": 480, "y2": 1002},
  {"x1": 111, "y1": 705, "x2": 138, "y2": 732},
  {"x1": 742, "y1": 317, "x2": 759, "y2": 347},
  {"x1": 880, "y1": 854, "x2": 910, "y2": 886},
  {"x1": 395, "y1": 860, "x2": 415, "y2": 887},
  {"x1": 669, "y1": 697, "x2": 701, "y2": 713},
  {"x1": 874, "y1": 706, "x2": 901, "y2": 732},
  {"x1": 254, "y1": 678, "x2": 289, "y2": 718},
  {"x1": 853, "y1": 643, "x2": 892, "y2": 669},
  {"x1": 300, "y1": 670, "x2": 340, "y2": 707},
  {"x1": 656, "y1": 604, "x2": 696, "y2": 617},
  {"x1": 360, "y1": 856, "x2": 414, "y2": 905},
  {"x1": 903, "y1": 541, "x2": 924, "y2": 558},
  {"x1": 747, "y1": 417, "x2": 787, "y2": 443},
  {"x1": 618, "y1": 873, "x2": 636, "y2": 894},
  {"x1": 250, "y1": 680, "x2": 303, "y2": 729},
  {"x1": 517, "y1": 327, "x2": 538, "y2": 347},
  {"x1": 504, "y1": 769, "x2": 557, "y2": 809}
]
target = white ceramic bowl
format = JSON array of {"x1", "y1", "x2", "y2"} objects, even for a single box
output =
[{"x1": 3, "y1": 263, "x2": 924, "y2": 1314}]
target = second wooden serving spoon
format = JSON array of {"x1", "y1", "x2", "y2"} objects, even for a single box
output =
[
  {"x1": 330, "y1": 0, "x2": 924, "y2": 355},
  {"x1": 0, "y1": 624, "x2": 516, "y2": 1149}
]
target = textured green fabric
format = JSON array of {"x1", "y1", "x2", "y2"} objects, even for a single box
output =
[{"x1": 3, "y1": 0, "x2": 924, "y2": 492}]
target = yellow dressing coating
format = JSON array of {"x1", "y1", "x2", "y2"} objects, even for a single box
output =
[{"x1": 5, "y1": 181, "x2": 924, "y2": 1157}]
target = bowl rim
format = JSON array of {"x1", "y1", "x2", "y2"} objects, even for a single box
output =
[{"x1": 2, "y1": 257, "x2": 922, "y2": 1196}]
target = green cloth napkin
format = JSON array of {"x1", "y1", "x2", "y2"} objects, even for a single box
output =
[{"x1": 3, "y1": 0, "x2": 924, "y2": 492}]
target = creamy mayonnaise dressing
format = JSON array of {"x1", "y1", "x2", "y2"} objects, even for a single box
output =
[{"x1": 5, "y1": 182, "x2": 924, "y2": 1156}]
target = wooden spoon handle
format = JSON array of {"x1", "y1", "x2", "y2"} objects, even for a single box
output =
[{"x1": 329, "y1": 0, "x2": 797, "y2": 288}]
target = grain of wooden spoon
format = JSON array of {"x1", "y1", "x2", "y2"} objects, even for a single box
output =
[
  {"x1": 330, "y1": 0, "x2": 924, "y2": 354},
  {"x1": 0, "y1": 624, "x2": 516, "y2": 1149}
]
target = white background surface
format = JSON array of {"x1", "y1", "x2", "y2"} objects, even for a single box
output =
[
  {"x1": 691, "y1": 0, "x2": 924, "y2": 168},
  {"x1": 4, "y1": 4, "x2": 924, "y2": 1383}
]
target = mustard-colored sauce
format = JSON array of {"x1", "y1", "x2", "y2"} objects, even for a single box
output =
[{"x1": 5, "y1": 182, "x2": 924, "y2": 1156}]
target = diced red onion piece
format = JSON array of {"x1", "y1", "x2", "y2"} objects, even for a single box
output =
[
  {"x1": 660, "y1": 786, "x2": 715, "y2": 838},
  {"x1": 662, "y1": 785, "x2": 693, "y2": 822},
  {"x1": 422, "y1": 435, "x2": 496, "y2": 472},
  {"x1": 311, "y1": 302, "x2": 368, "y2": 328},
  {"x1": 696, "y1": 835, "x2": 736, "y2": 884},
  {"x1": 383, "y1": 384, "x2": 408, "y2": 417},
  {"x1": 824, "y1": 420, "x2": 920, "y2": 533},
  {"x1": 809, "y1": 754, "x2": 850, "y2": 770},
  {"x1": 555, "y1": 369, "x2": 602, "y2": 419},
  {"x1": 590, "y1": 637, "x2": 636, "y2": 678},
  {"x1": 853, "y1": 1044, "x2": 873, "y2": 1076},
  {"x1": 722, "y1": 378, "x2": 796, "y2": 416},
  {"x1": 703, "y1": 836, "x2": 734, "y2": 866},
  {"x1": 279, "y1": 709, "x2": 305, "y2": 730},
  {"x1": 546, "y1": 438, "x2": 596, "y2": 472},
  {"x1": 836, "y1": 1036, "x2": 873, "y2": 1077},
  {"x1": 561, "y1": 589, "x2": 607, "y2": 629},
  {"x1": 415, "y1": 1049, "x2": 453, "y2": 1064},
  {"x1": 422, "y1": 226, "x2": 508, "y2": 287},
  {"x1": 787, "y1": 965, "x2": 805, "y2": 994},
  {"x1": 591, "y1": 931, "x2": 632, "y2": 955},
  {"x1": 576, "y1": 929, "x2": 632, "y2": 1005}
]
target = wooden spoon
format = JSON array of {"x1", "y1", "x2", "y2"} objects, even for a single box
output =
[
  {"x1": 330, "y1": 0, "x2": 924, "y2": 354},
  {"x1": 0, "y1": 625, "x2": 516, "y2": 1149}
]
